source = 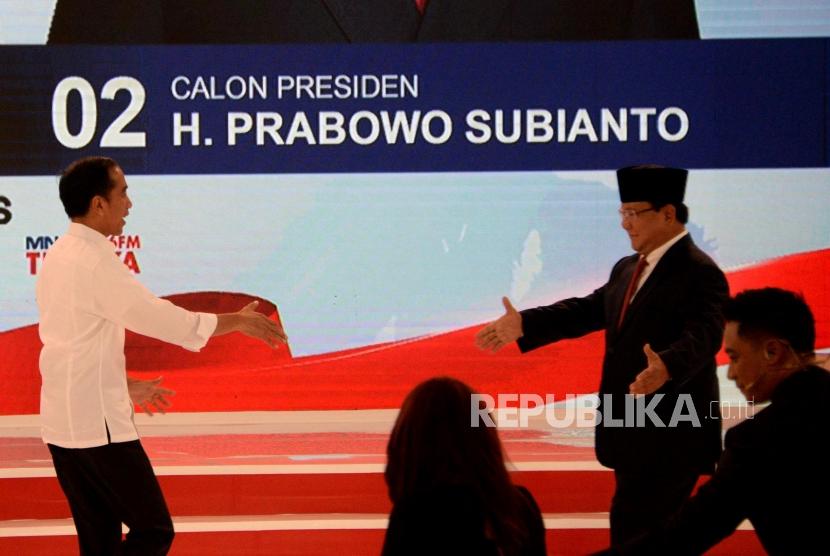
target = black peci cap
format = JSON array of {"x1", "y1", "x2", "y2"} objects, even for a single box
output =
[{"x1": 617, "y1": 165, "x2": 687, "y2": 206}]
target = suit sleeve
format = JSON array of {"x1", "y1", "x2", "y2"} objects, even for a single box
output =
[
  {"x1": 658, "y1": 260, "x2": 729, "y2": 384},
  {"x1": 626, "y1": 0, "x2": 700, "y2": 39},
  {"x1": 48, "y1": 0, "x2": 165, "y2": 43},
  {"x1": 604, "y1": 426, "x2": 753, "y2": 556},
  {"x1": 516, "y1": 284, "x2": 607, "y2": 353}
]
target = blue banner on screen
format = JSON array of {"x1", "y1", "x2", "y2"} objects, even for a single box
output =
[
  {"x1": 1, "y1": 38, "x2": 829, "y2": 414},
  {"x1": 0, "y1": 39, "x2": 827, "y2": 175}
]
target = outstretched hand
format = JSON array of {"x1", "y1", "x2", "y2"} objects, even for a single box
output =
[
  {"x1": 475, "y1": 297, "x2": 523, "y2": 353},
  {"x1": 629, "y1": 343, "x2": 670, "y2": 395},
  {"x1": 233, "y1": 301, "x2": 288, "y2": 348},
  {"x1": 128, "y1": 376, "x2": 175, "y2": 416}
]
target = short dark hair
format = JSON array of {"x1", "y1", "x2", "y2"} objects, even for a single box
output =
[
  {"x1": 58, "y1": 157, "x2": 119, "y2": 218},
  {"x1": 724, "y1": 288, "x2": 815, "y2": 354},
  {"x1": 654, "y1": 202, "x2": 689, "y2": 224}
]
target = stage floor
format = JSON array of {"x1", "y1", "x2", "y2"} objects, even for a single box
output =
[{"x1": 0, "y1": 400, "x2": 768, "y2": 555}]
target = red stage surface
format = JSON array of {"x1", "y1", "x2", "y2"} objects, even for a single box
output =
[
  {"x1": 1, "y1": 248, "x2": 828, "y2": 414},
  {"x1": 0, "y1": 427, "x2": 766, "y2": 555}
]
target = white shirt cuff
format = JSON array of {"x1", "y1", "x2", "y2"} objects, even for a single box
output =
[{"x1": 185, "y1": 312, "x2": 218, "y2": 352}]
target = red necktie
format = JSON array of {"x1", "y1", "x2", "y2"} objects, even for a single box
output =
[
  {"x1": 414, "y1": 0, "x2": 428, "y2": 15},
  {"x1": 617, "y1": 256, "x2": 648, "y2": 329}
]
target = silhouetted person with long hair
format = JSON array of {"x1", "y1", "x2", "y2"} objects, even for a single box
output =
[{"x1": 383, "y1": 377, "x2": 546, "y2": 556}]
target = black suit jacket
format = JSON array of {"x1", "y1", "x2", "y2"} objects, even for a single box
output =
[
  {"x1": 599, "y1": 366, "x2": 830, "y2": 555},
  {"x1": 48, "y1": 0, "x2": 700, "y2": 43},
  {"x1": 518, "y1": 235, "x2": 728, "y2": 472}
]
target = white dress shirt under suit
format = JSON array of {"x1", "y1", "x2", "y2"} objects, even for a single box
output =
[{"x1": 631, "y1": 230, "x2": 690, "y2": 300}]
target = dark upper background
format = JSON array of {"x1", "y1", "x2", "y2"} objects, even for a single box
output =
[{"x1": 47, "y1": 0, "x2": 700, "y2": 43}]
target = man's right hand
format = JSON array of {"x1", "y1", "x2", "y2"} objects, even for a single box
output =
[
  {"x1": 474, "y1": 297, "x2": 523, "y2": 352},
  {"x1": 215, "y1": 300, "x2": 288, "y2": 348}
]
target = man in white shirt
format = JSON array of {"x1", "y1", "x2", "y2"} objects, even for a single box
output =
[
  {"x1": 475, "y1": 166, "x2": 729, "y2": 544},
  {"x1": 37, "y1": 156, "x2": 287, "y2": 555}
]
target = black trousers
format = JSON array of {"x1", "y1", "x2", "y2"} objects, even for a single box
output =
[
  {"x1": 48, "y1": 440, "x2": 174, "y2": 556},
  {"x1": 609, "y1": 467, "x2": 699, "y2": 546}
]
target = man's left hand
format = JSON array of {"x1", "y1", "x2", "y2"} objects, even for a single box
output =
[
  {"x1": 629, "y1": 344, "x2": 670, "y2": 395},
  {"x1": 128, "y1": 376, "x2": 175, "y2": 416}
]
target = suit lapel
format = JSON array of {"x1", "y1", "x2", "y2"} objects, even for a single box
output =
[
  {"x1": 607, "y1": 254, "x2": 640, "y2": 340},
  {"x1": 321, "y1": 0, "x2": 420, "y2": 42},
  {"x1": 618, "y1": 236, "x2": 692, "y2": 331},
  {"x1": 418, "y1": 0, "x2": 511, "y2": 40}
]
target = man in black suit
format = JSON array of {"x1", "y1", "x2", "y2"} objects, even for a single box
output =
[
  {"x1": 594, "y1": 288, "x2": 829, "y2": 555},
  {"x1": 48, "y1": 0, "x2": 700, "y2": 43},
  {"x1": 476, "y1": 165, "x2": 729, "y2": 544}
]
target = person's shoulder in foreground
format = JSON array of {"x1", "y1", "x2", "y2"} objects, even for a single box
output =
[{"x1": 382, "y1": 376, "x2": 546, "y2": 556}]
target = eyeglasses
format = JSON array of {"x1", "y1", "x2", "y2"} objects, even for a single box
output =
[{"x1": 618, "y1": 207, "x2": 657, "y2": 221}]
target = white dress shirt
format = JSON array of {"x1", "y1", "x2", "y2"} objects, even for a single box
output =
[
  {"x1": 631, "y1": 230, "x2": 689, "y2": 300},
  {"x1": 36, "y1": 222, "x2": 217, "y2": 448}
]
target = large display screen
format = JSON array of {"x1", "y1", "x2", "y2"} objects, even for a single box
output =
[
  {"x1": 1, "y1": 3, "x2": 828, "y2": 416},
  {"x1": 3, "y1": 0, "x2": 830, "y2": 44}
]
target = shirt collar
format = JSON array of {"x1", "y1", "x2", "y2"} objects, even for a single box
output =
[
  {"x1": 644, "y1": 230, "x2": 688, "y2": 266},
  {"x1": 66, "y1": 222, "x2": 116, "y2": 252}
]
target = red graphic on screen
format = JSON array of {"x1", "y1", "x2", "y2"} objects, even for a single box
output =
[{"x1": 1, "y1": 249, "x2": 827, "y2": 415}]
